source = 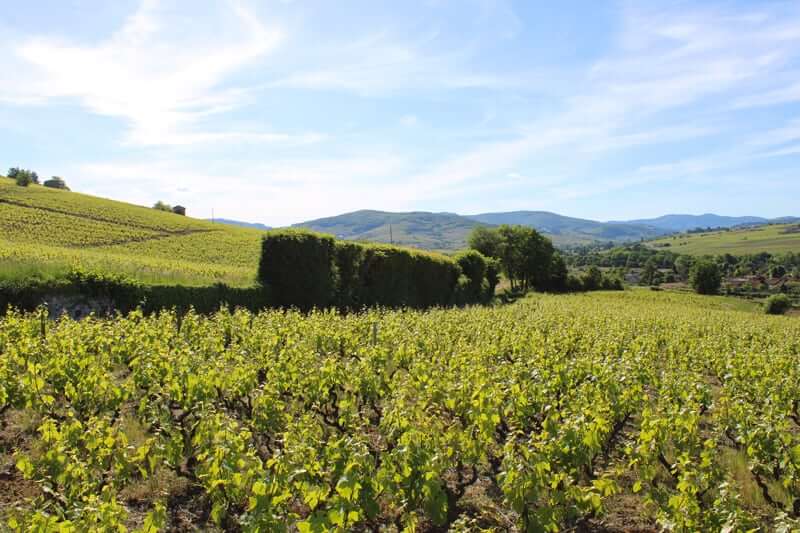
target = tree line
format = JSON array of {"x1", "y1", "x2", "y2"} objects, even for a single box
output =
[{"x1": 468, "y1": 225, "x2": 622, "y2": 293}]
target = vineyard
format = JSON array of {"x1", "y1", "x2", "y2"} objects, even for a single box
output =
[
  {"x1": 0, "y1": 179, "x2": 264, "y2": 286},
  {"x1": 647, "y1": 224, "x2": 800, "y2": 256},
  {"x1": 1, "y1": 291, "x2": 799, "y2": 532}
]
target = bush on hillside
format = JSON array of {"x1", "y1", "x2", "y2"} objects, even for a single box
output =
[
  {"x1": 9, "y1": 167, "x2": 39, "y2": 187},
  {"x1": 689, "y1": 260, "x2": 722, "y2": 295},
  {"x1": 764, "y1": 293, "x2": 791, "y2": 315}
]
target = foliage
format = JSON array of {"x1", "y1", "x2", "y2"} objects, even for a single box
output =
[
  {"x1": 582, "y1": 266, "x2": 603, "y2": 291},
  {"x1": 8, "y1": 167, "x2": 39, "y2": 187},
  {"x1": 690, "y1": 260, "x2": 722, "y2": 295},
  {"x1": 258, "y1": 231, "x2": 466, "y2": 310},
  {"x1": 454, "y1": 250, "x2": 488, "y2": 303},
  {"x1": 764, "y1": 293, "x2": 792, "y2": 315},
  {"x1": 152, "y1": 201, "x2": 172, "y2": 212},
  {"x1": 469, "y1": 224, "x2": 557, "y2": 292},
  {"x1": 258, "y1": 230, "x2": 337, "y2": 310},
  {"x1": 2, "y1": 291, "x2": 799, "y2": 531},
  {"x1": 468, "y1": 226, "x2": 502, "y2": 258}
]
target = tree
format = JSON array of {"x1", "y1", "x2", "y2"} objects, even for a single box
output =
[
  {"x1": 689, "y1": 260, "x2": 722, "y2": 295},
  {"x1": 770, "y1": 264, "x2": 787, "y2": 279},
  {"x1": 468, "y1": 225, "x2": 556, "y2": 292},
  {"x1": 641, "y1": 257, "x2": 659, "y2": 286},
  {"x1": 153, "y1": 201, "x2": 172, "y2": 212},
  {"x1": 43, "y1": 176, "x2": 69, "y2": 190},
  {"x1": 582, "y1": 266, "x2": 603, "y2": 291},
  {"x1": 468, "y1": 226, "x2": 502, "y2": 259},
  {"x1": 8, "y1": 167, "x2": 39, "y2": 187},
  {"x1": 547, "y1": 253, "x2": 568, "y2": 292},
  {"x1": 674, "y1": 255, "x2": 694, "y2": 280},
  {"x1": 455, "y1": 250, "x2": 488, "y2": 303}
]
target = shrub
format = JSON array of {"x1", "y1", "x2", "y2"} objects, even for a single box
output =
[
  {"x1": 65, "y1": 269, "x2": 145, "y2": 311},
  {"x1": 601, "y1": 275, "x2": 624, "y2": 291},
  {"x1": 12, "y1": 169, "x2": 38, "y2": 187},
  {"x1": 258, "y1": 230, "x2": 336, "y2": 310},
  {"x1": 689, "y1": 261, "x2": 722, "y2": 295},
  {"x1": 566, "y1": 275, "x2": 584, "y2": 292},
  {"x1": 582, "y1": 266, "x2": 603, "y2": 291},
  {"x1": 455, "y1": 250, "x2": 488, "y2": 302},
  {"x1": 764, "y1": 294, "x2": 792, "y2": 315}
]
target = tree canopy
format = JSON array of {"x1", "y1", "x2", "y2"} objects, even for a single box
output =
[{"x1": 468, "y1": 224, "x2": 557, "y2": 292}]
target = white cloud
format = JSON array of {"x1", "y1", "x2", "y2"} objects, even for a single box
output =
[
  {"x1": 2, "y1": 0, "x2": 303, "y2": 147},
  {"x1": 74, "y1": 153, "x2": 412, "y2": 225},
  {"x1": 400, "y1": 115, "x2": 419, "y2": 127}
]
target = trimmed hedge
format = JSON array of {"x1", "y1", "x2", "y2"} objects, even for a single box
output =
[
  {"x1": 258, "y1": 231, "x2": 470, "y2": 310},
  {"x1": 257, "y1": 230, "x2": 336, "y2": 310},
  {"x1": 0, "y1": 272, "x2": 271, "y2": 317}
]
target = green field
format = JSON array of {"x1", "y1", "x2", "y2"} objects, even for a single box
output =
[
  {"x1": 647, "y1": 223, "x2": 800, "y2": 255},
  {"x1": 2, "y1": 290, "x2": 798, "y2": 531},
  {"x1": 0, "y1": 178, "x2": 266, "y2": 286}
]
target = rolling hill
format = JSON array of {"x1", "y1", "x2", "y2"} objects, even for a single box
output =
[
  {"x1": 294, "y1": 210, "x2": 674, "y2": 250},
  {"x1": 293, "y1": 210, "x2": 485, "y2": 251},
  {"x1": 0, "y1": 177, "x2": 266, "y2": 286},
  {"x1": 647, "y1": 223, "x2": 800, "y2": 255},
  {"x1": 618, "y1": 213, "x2": 768, "y2": 232},
  {"x1": 466, "y1": 211, "x2": 667, "y2": 245}
]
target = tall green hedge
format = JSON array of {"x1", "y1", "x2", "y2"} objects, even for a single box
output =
[
  {"x1": 257, "y1": 230, "x2": 337, "y2": 310},
  {"x1": 258, "y1": 232, "x2": 465, "y2": 310}
]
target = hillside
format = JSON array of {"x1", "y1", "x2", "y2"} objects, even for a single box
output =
[
  {"x1": 0, "y1": 177, "x2": 266, "y2": 286},
  {"x1": 293, "y1": 210, "x2": 485, "y2": 251},
  {"x1": 467, "y1": 211, "x2": 666, "y2": 245},
  {"x1": 647, "y1": 223, "x2": 800, "y2": 255},
  {"x1": 619, "y1": 213, "x2": 768, "y2": 232}
]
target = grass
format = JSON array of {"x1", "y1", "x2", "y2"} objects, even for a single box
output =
[
  {"x1": 647, "y1": 223, "x2": 800, "y2": 255},
  {"x1": 0, "y1": 178, "x2": 266, "y2": 286}
]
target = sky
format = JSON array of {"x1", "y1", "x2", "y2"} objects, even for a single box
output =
[{"x1": 3, "y1": 0, "x2": 800, "y2": 226}]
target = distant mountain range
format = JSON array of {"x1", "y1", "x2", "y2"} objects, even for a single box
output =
[
  {"x1": 613, "y1": 214, "x2": 769, "y2": 232},
  {"x1": 207, "y1": 218, "x2": 272, "y2": 231},
  {"x1": 293, "y1": 210, "x2": 482, "y2": 251},
  {"x1": 217, "y1": 210, "x2": 799, "y2": 251},
  {"x1": 468, "y1": 211, "x2": 665, "y2": 244}
]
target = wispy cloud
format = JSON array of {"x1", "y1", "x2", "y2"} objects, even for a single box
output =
[
  {"x1": 398, "y1": 2, "x2": 800, "y2": 200},
  {"x1": 2, "y1": 0, "x2": 302, "y2": 146}
]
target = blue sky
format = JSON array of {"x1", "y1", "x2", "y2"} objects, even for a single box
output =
[{"x1": 3, "y1": 0, "x2": 800, "y2": 226}]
